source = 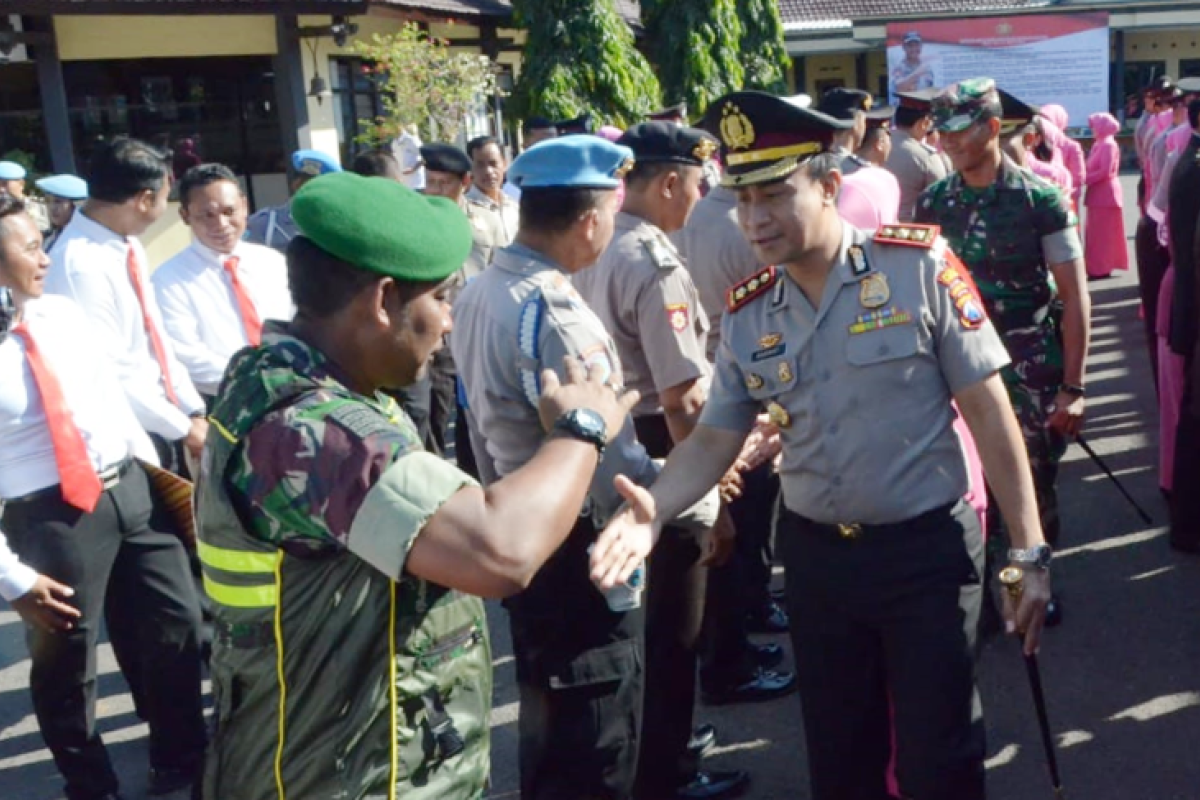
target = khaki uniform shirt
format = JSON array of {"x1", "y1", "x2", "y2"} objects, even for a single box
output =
[
  {"x1": 465, "y1": 185, "x2": 519, "y2": 244},
  {"x1": 886, "y1": 130, "x2": 948, "y2": 223},
  {"x1": 699, "y1": 224, "x2": 1011, "y2": 525},
  {"x1": 450, "y1": 243, "x2": 660, "y2": 523},
  {"x1": 674, "y1": 186, "x2": 764, "y2": 361},
  {"x1": 572, "y1": 212, "x2": 711, "y2": 417},
  {"x1": 451, "y1": 196, "x2": 508, "y2": 302}
]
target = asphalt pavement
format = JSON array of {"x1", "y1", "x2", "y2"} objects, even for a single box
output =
[{"x1": 3, "y1": 176, "x2": 1198, "y2": 800}]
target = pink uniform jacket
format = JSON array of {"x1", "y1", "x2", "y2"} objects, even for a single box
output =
[{"x1": 1085, "y1": 113, "x2": 1123, "y2": 208}]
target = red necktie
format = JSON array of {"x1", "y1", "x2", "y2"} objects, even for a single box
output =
[
  {"x1": 12, "y1": 323, "x2": 103, "y2": 513},
  {"x1": 223, "y1": 256, "x2": 263, "y2": 346},
  {"x1": 126, "y1": 244, "x2": 179, "y2": 405}
]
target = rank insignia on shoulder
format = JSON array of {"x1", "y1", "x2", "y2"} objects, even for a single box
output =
[
  {"x1": 875, "y1": 223, "x2": 940, "y2": 248},
  {"x1": 726, "y1": 265, "x2": 778, "y2": 312},
  {"x1": 644, "y1": 237, "x2": 682, "y2": 270}
]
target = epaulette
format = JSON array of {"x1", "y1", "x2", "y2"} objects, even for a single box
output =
[
  {"x1": 875, "y1": 223, "x2": 940, "y2": 248},
  {"x1": 726, "y1": 265, "x2": 778, "y2": 313}
]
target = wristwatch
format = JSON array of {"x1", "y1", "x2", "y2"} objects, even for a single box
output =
[
  {"x1": 1059, "y1": 383, "x2": 1086, "y2": 398},
  {"x1": 1007, "y1": 543, "x2": 1053, "y2": 571},
  {"x1": 552, "y1": 409, "x2": 608, "y2": 457}
]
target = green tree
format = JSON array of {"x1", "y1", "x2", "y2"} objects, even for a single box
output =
[
  {"x1": 510, "y1": 0, "x2": 661, "y2": 128},
  {"x1": 737, "y1": 0, "x2": 792, "y2": 94},
  {"x1": 642, "y1": 0, "x2": 744, "y2": 116},
  {"x1": 351, "y1": 23, "x2": 498, "y2": 146}
]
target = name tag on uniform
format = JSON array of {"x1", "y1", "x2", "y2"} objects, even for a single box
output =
[{"x1": 848, "y1": 306, "x2": 913, "y2": 335}]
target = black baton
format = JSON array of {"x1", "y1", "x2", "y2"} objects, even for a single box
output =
[{"x1": 1075, "y1": 435, "x2": 1153, "y2": 526}]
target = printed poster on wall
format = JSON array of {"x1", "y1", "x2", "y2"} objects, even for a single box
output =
[{"x1": 886, "y1": 13, "x2": 1110, "y2": 132}]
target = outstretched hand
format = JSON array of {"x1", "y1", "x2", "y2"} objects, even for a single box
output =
[{"x1": 590, "y1": 475, "x2": 658, "y2": 589}]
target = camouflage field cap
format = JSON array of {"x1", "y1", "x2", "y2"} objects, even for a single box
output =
[{"x1": 931, "y1": 77, "x2": 1004, "y2": 133}]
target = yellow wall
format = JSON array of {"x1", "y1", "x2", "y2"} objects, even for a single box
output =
[
  {"x1": 803, "y1": 53, "x2": 857, "y2": 97},
  {"x1": 1124, "y1": 29, "x2": 1200, "y2": 78},
  {"x1": 55, "y1": 15, "x2": 277, "y2": 60}
]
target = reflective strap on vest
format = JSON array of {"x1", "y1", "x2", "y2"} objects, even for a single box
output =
[
  {"x1": 198, "y1": 539, "x2": 281, "y2": 609},
  {"x1": 517, "y1": 294, "x2": 544, "y2": 408}
]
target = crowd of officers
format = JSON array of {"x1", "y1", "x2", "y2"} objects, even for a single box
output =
[{"x1": 0, "y1": 67, "x2": 1191, "y2": 800}]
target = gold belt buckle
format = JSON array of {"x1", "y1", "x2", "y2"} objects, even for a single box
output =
[{"x1": 837, "y1": 523, "x2": 862, "y2": 540}]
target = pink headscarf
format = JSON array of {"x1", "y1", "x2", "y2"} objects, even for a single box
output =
[
  {"x1": 597, "y1": 125, "x2": 624, "y2": 143},
  {"x1": 1088, "y1": 112, "x2": 1120, "y2": 140},
  {"x1": 1041, "y1": 104, "x2": 1069, "y2": 133}
]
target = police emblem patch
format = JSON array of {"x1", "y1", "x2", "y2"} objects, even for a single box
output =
[
  {"x1": 858, "y1": 273, "x2": 890, "y2": 309},
  {"x1": 667, "y1": 303, "x2": 689, "y2": 333},
  {"x1": 746, "y1": 373, "x2": 765, "y2": 390},
  {"x1": 936, "y1": 253, "x2": 987, "y2": 330}
]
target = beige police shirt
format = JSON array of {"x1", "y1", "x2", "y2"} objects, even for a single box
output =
[
  {"x1": 699, "y1": 223, "x2": 1011, "y2": 525},
  {"x1": 887, "y1": 130, "x2": 948, "y2": 223},
  {"x1": 674, "y1": 186, "x2": 764, "y2": 361},
  {"x1": 466, "y1": 185, "x2": 519, "y2": 243},
  {"x1": 572, "y1": 212, "x2": 711, "y2": 418},
  {"x1": 450, "y1": 243, "x2": 660, "y2": 522},
  {"x1": 454, "y1": 197, "x2": 507, "y2": 291}
]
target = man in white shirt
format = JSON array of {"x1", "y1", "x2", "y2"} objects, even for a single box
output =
[
  {"x1": 153, "y1": 163, "x2": 292, "y2": 398},
  {"x1": 45, "y1": 137, "x2": 208, "y2": 471},
  {"x1": 0, "y1": 200, "x2": 206, "y2": 800}
]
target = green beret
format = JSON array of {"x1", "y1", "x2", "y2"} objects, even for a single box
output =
[{"x1": 291, "y1": 171, "x2": 472, "y2": 283}]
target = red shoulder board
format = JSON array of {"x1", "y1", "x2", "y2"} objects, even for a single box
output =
[
  {"x1": 726, "y1": 265, "x2": 778, "y2": 313},
  {"x1": 875, "y1": 223, "x2": 940, "y2": 249}
]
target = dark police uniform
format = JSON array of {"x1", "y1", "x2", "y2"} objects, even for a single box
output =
[{"x1": 699, "y1": 91, "x2": 1013, "y2": 799}]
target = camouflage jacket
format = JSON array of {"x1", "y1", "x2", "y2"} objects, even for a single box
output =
[
  {"x1": 197, "y1": 321, "x2": 491, "y2": 800},
  {"x1": 914, "y1": 156, "x2": 1078, "y2": 338}
]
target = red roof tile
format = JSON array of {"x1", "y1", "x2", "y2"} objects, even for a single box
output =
[{"x1": 778, "y1": 0, "x2": 1049, "y2": 23}]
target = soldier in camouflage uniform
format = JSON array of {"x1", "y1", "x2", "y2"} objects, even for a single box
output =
[
  {"x1": 196, "y1": 172, "x2": 640, "y2": 800},
  {"x1": 916, "y1": 79, "x2": 1090, "y2": 625}
]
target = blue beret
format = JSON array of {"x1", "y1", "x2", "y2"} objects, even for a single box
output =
[
  {"x1": 0, "y1": 162, "x2": 26, "y2": 181},
  {"x1": 292, "y1": 172, "x2": 472, "y2": 283},
  {"x1": 508, "y1": 135, "x2": 634, "y2": 190},
  {"x1": 36, "y1": 174, "x2": 88, "y2": 201},
  {"x1": 291, "y1": 149, "x2": 343, "y2": 177}
]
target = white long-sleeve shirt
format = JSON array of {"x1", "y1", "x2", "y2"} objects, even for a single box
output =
[
  {"x1": 0, "y1": 295, "x2": 158, "y2": 500},
  {"x1": 0, "y1": 527, "x2": 36, "y2": 603},
  {"x1": 152, "y1": 239, "x2": 293, "y2": 395},
  {"x1": 45, "y1": 212, "x2": 205, "y2": 440}
]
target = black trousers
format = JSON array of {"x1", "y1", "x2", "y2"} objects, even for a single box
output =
[
  {"x1": 1135, "y1": 214, "x2": 1170, "y2": 393},
  {"x1": 778, "y1": 501, "x2": 986, "y2": 800},
  {"x1": 508, "y1": 515, "x2": 645, "y2": 800},
  {"x1": 427, "y1": 347, "x2": 457, "y2": 458},
  {"x1": 2, "y1": 464, "x2": 207, "y2": 800},
  {"x1": 700, "y1": 463, "x2": 779, "y2": 689},
  {"x1": 1171, "y1": 356, "x2": 1200, "y2": 548},
  {"x1": 632, "y1": 415, "x2": 707, "y2": 794}
]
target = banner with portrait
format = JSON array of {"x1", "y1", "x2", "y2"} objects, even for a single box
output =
[{"x1": 886, "y1": 13, "x2": 1110, "y2": 131}]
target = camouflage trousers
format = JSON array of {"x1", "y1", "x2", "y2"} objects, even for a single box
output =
[{"x1": 986, "y1": 340, "x2": 1068, "y2": 554}]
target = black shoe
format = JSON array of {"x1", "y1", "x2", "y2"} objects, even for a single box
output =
[
  {"x1": 769, "y1": 586, "x2": 787, "y2": 603},
  {"x1": 702, "y1": 668, "x2": 797, "y2": 706},
  {"x1": 745, "y1": 600, "x2": 789, "y2": 634},
  {"x1": 1044, "y1": 595, "x2": 1063, "y2": 628},
  {"x1": 687, "y1": 723, "x2": 717, "y2": 759},
  {"x1": 751, "y1": 641, "x2": 784, "y2": 671},
  {"x1": 148, "y1": 764, "x2": 199, "y2": 796},
  {"x1": 675, "y1": 769, "x2": 750, "y2": 799}
]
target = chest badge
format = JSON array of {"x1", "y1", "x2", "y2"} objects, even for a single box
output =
[
  {"x1": 777, "y1": 362, "x2": 794, "y2": 383},
  {"x1": 759, "y1": 332, "x2": 783, "y2": 349},
  {"x1": 767, "y1": 401, "x2": 792, "y2": 429},
  {"x1": 858, "y1": 273, "x2": 891, "y2": 309},
  {"x1": 848, "y1": 245, "x2": 870, "y2": 276},
  {"x1": 745, "y1": 372, "x2": 764, "y2": 391}
]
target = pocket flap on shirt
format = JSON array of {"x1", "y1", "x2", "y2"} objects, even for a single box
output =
[
  {"x1": 845, "y1": 320, "x2": 922, "y2": 367},
  {"x1": 548, "y1": 638, "x2": 640, "y2": 690}
]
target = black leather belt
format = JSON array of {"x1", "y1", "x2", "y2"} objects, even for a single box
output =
[
  {"x1": 3, "y1": 458, "x2": 134, "y2": 506},
  {"x1": 781, "y1": 500, "x2": 960, "y2": 541}
]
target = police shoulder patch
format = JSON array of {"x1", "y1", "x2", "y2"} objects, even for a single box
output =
[
  {"x1": 875, "y1": 223, "x2": 940, "y2": 249},
  {"x1": 726, "y1": 265, "x2": 778, "y2": 313},
  {"x1": 936, "y1": 251, "x2": 988, "y2": 330}
]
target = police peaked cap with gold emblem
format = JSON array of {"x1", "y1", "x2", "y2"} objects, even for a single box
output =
[
  {"x1": 617, "y1": 122, "x2": 718, "y2": 167},
  {"x1": 817, "y1": 87, "x2": 875, "y2": 121},
  {"x1": 896, "y1": 88, "x2": 940, "y2": 113},
  {"x1": 998, "y1": 88, "x2": 1040, "y2": 136},
  {"x1": 700, "y1": 91, "x2": 852, "y2": 188}
]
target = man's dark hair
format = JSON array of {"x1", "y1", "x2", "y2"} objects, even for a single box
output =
[
  {"x1": 519, "y1": 187, "x2": 607, "y2": 234},
  {"x1": 806, "y1": 152, "x2": 842, "y2": 182},
  {"x1": 287, "y1": 236, "x2": 439, "y2": 318},
  {"x1": 894, "y1": 106, "x2": 927, "y2": 129},
  {"x1": 467, "y1": 136, "x2": 501, "y2": 160},
  {"x1": 625, "y1": 161, "x2": 679, "y2": 188},
  {"x1": 86, "y1": 137, "x2": 171, "y2": 204},
  {"x1": 177, "y1": 163, "x2": 241, "y2": 207},
  {"x1": 859, "y1": 126, "x2": 889, "y2": 152},
  {"x1": 351, "y1": 149, "x2": 401, "y2": 179},
  {"x1": 1189, "y1": 98, "x2": 1200, "y2": 130},
  {"x1": 522, "y1": 117, "x2": 556, "y2": 135}
]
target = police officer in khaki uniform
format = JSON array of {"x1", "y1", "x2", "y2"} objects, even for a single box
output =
[
  {"x1": 591, "y1": 91, "x2": 1053, "y2": 800},
  {"x1": 817, "y1": 87, "x2": 873, "y2": 175},
  {"x1": 571, "y1": 122, "x2": 749, "y2": 800},
  {"x1": 887, "y1": 89, "x2": 949, "y2": 223},
  {"x1": 451, "y1": 136, "x2": 720, "y2": 800},
  {"x1": 421, "y1": 143, "x2": 508, "y2": 465}
]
